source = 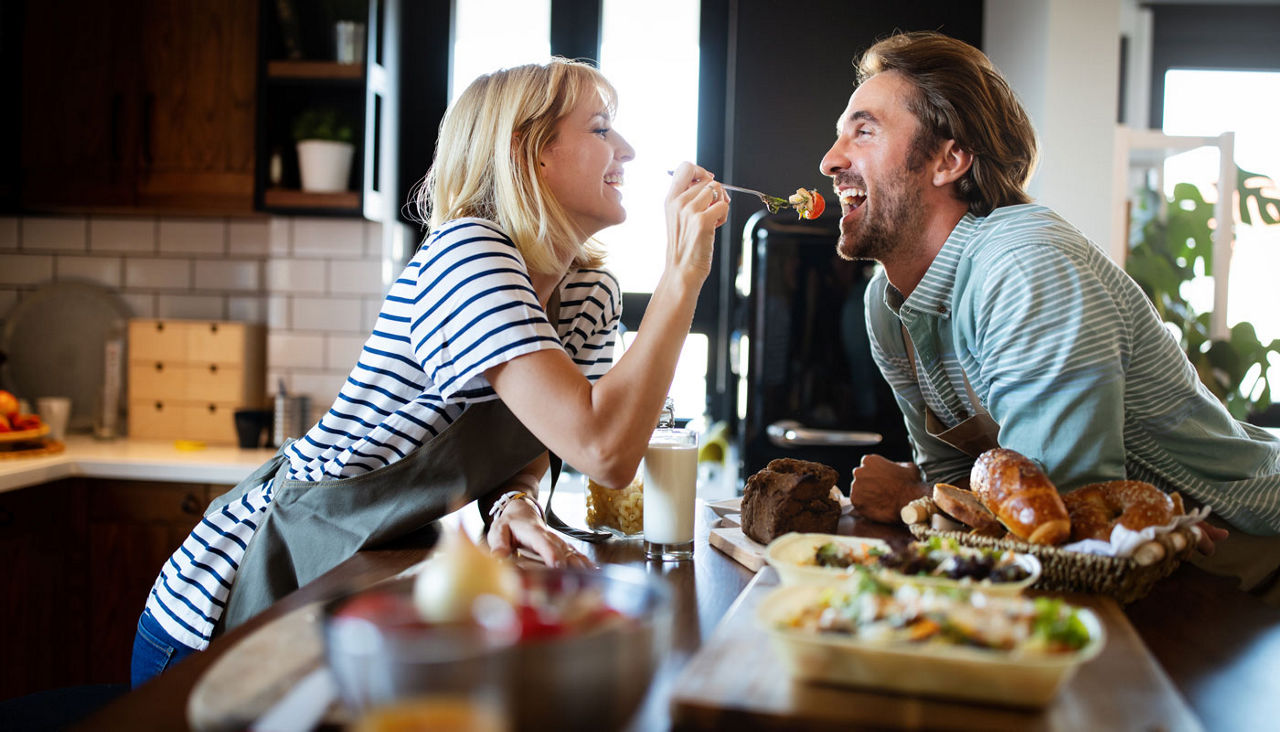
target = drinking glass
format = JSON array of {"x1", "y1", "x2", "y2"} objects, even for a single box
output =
[{"x1": 643, "y1": 428, "x2": 698, "y2": 561}]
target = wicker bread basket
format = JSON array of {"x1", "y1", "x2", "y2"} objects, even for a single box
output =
[{"x1": 901, "y1": 496, "x2": 1197, "y2": 603}]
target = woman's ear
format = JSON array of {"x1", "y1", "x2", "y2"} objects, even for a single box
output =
[{"x1": 932, "y1": 140, "x2": 973, "y2": 187}]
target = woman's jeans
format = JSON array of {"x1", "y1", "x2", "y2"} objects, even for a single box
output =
[{"x1": 130, "y1": 610, "x2": 199, "y2": 688}]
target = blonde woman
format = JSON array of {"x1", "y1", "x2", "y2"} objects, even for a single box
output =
[{"x1": 131, "y1": 58, "x2": 727, "y2": 686}]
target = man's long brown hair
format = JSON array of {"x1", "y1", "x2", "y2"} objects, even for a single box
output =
[{"x1": 858, "y1": 31, "x2": 1039, "y2": 216}]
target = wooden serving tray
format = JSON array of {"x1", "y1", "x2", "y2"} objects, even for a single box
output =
[{"x1": 670, "y1": 568, "x2": 1201, "y2": 731}]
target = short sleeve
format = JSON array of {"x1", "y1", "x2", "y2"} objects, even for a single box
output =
[
  {"x1": 408, "y1": 220, "x2": 562, "y2": 400},
  {"x1": 558, "y1": 267, "x2": 622, "y2": 382}
]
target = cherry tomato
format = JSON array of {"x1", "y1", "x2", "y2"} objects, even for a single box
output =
[{"x1": 803, "y1": 191, "x2": 825, "y2": 219}]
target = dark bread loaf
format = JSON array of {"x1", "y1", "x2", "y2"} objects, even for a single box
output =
[{"x1": 740, "y1": 459, "x2": 841, "y2": 544}]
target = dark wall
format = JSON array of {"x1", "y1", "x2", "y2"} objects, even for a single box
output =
[
  {"x1": 707, "y1": 1, "x2": 983, "y2": 420},
  {"x1": 719, "y1": 2, "x2": 983, "y2": 251},
  {"x1": 1149, "y1": 4, "x2": 1280, "y2": 128}
]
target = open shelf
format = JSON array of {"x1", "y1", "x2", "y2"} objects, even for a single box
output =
[
  {"x1": 263, "y1": 189, "x2": 360, "y2": 210},
  {"x1": 267, "y1": 60, "x2": 364, "y2": 81}
]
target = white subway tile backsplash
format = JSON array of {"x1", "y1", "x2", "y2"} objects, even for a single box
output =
[
  {"x1": 267, "y1": 295, "x2": 290, "y2": 329},
  {"x1": 269, "y1": 332, "x2": 327, "y2": 369},
  {"x1": 126, "y1": 258, "x2": 191, "y2": 289},
  {"x1": 362, "y1": 296, "x2": 383, "y2": 331},
  {"x1": 228, "y1": 295, "x2": 267, "y2": 323},
  {"x1": 0, "y1": 254, "x2": 55, "y2": 285},
  {"x1": 290, "y1": 295, "x2": 364, "y2": 332},
  {"x1": 267, "y1": 258, "x2": 326, "y2": 294},
  {"x1": 363, "y1": 221, "x2": 383, "y2": 258},
  {"x1": 229, "y1": 219, "x2": 271, "y2": 256},
  {"x1": 294, "y1": 218, "x2": 363, "y2": 258},
  {"x1": 56, "y1": 255, "x2": 123, "y2": 288},
  {"x1": 326, "y1": 334, "x2": 367, "y2": 370},
  {"x1": 289, "y1": 370, "x2": 348, "y2": 410},
  {"x1": 195, "y1": 260, "x2": 262, "y2": 291},
  {"x1": 0, "y1": 218, "x2": 18, "y2": 250},
  {"x1": 159, "y1": 219, "x2": 226, "y2": 255},
  {"x1": 268, "y1": 217, "x2": 292, "y2": 256},
  {"x1": 23, "y1": 217, "x2": 88, "y2": 251},
  {"x1": 90, "y1": 217, "x2": 157, "y2": 253},
  {"x1": 120, "y1": 292, "x2": 156, "y2": 318},
  {"x1": 157, "y1": 294, "x2": 225, "y2": 320},
  {"x1": 327, "y1": 259, "x2": 383, "y2": 295}
]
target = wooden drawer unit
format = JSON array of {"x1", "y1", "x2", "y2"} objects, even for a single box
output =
[{"x1": 128, "y1": 319, "x2": 266, "y2": 444}]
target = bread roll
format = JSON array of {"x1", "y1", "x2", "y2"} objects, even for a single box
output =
[
  {"x1": 931, "y1": 482, "x2": 1003, "y2": 534},
  {"x1": 970, "y1": 449, "x2": 1070, "y2": 545}
]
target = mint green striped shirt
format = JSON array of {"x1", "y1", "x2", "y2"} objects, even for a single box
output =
[{"x1": 865, "y1": 203, "x2": 1280, "y2": 535}]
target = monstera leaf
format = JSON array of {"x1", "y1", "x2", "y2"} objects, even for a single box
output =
[{"x1": 1126, "y1": 166, "x2": 1280, "y2": 420}]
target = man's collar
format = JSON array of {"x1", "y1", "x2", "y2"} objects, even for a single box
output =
[{"x1": 891, "y1": 212, "x2": 981, "y2": 319}]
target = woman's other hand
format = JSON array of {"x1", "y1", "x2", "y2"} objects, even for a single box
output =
[
  {"x1": 848, "y1": 454, "x2": 929, "y2": 524},
  {"x1": 489, "y1": 498, "x2": 595, "y2": 569},
  {"x1": 665, "y1": 162, "x2": 729, "y2": 289}
]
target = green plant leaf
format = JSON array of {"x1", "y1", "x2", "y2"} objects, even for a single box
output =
[{"x1": 1237, "y1": 166, "x2": 1280, "y2": 226}]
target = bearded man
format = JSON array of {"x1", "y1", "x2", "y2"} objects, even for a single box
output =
[{"x1": 821, "y1": 31, "x2": 1280, "y2": 604}]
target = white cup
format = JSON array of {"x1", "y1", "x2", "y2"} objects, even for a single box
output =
[
  {"x1": 36, "y1": 396, "x2": 72, "y2": 441},
  {"x1": 643, "y1": 428, "x2": 699, "y2": 561}
]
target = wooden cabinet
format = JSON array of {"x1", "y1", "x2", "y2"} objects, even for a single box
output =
[
  {"x1": 128, "y1": 319, "x2": 267, "y2": 445},
  {"x1": 0, "y1": 478, "x2": 229, "y2": 697},
  {"x1": 19, "y1": 0, "x2": 258, "y2": 214},
  {"x1": 256, "y1": 0, "x2": 399, "y2": 220},
  {"x1": 0, "y1": 479, "x2": 89, "y2": 699},
  {"x1": 87, "y1": 480, "x2": 218, "y2": 683}
]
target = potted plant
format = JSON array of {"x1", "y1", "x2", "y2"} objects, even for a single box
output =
[
  {"x1": 1126, "y1": 166, "x2": 1280, "y2": 420},
  {"x1": 293, "y1": 107, "x2": 355, "y2": 193}
]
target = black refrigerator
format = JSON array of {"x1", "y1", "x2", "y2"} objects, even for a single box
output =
[{"x1": 736, "y1": 210, "x2": 912, "y2": 486}]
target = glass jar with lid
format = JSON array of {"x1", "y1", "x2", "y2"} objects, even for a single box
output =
[{"x1": 584, "y1": 397, "x2": 674, "y2": 537}]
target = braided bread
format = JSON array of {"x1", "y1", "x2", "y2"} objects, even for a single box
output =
[
  {"x1": 1062, "y1": 480, "x2": 1179, "y2": 542},
  {"x1": 970, "y1": 449, "x2": 1070, "y2": 545}
]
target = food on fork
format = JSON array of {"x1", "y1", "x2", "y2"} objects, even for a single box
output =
[
  {"x1": 970, "y1": 449, "x2": 1071, "y2": 545},
  {"x1": 787, "y1": 188, "x2": 826, "y2": 219},
  {"x1": 1062, "y1": 480, "x2": 1183, "y2": 542}
]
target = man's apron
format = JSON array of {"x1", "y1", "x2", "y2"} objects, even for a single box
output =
[
  {"x1": 206, "y1": 294, "x2": 562, "y2": 633},
  {"x1": 901, "y1": 324, "x2": 1000, "y2": 459}
]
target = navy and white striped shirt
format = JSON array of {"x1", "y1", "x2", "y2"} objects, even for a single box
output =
[
  {"x1": 145, "y1": 218, "x2": 621, "y2": 649},
  {"x1": 866, "y1": 204, "x2": 1280, "y2": 535}
]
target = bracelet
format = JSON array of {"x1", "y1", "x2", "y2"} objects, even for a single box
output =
[
  {"x1": 488, "y1": 490, "x2": 545, "y2": 521},
  {"x1": 508, "y1": 472, "x2": 542, "y2": 499}
]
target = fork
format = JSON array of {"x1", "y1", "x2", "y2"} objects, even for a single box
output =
[{"x1": 666, "y1": 170, "x2": 791, "y2": 213}]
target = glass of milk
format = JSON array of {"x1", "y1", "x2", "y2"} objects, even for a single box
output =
[{"x1": 643, "y1": 428, "x2": 699, "y2": 561}]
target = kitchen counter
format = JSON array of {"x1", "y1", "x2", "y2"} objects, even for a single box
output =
[{"x1": 0, "y1": 436, "x2": 277, "y2": 494}]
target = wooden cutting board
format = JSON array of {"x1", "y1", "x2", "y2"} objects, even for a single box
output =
[{"x1": 670, "y1": 568, "x2": 1202, "y2": 731}]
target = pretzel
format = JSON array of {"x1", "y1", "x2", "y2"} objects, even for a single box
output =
[{"x1": 1062, "y1": 480, "x2": 1180, "y2": 543}]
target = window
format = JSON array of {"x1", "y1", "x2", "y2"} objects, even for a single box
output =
[
  {"x1": 449, "y1": 0, "x2": 551, "y2": 103},
  {"x1": 1161, "y1": 69, "x2": 1280, "y2": 345},
  {"x1": 597, "y1": 0, "x2": 705, "y2": 420}
]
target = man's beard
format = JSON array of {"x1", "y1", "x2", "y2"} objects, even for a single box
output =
[{"x1": 836, "y1": 170, "x2": 925, "y2": 263}]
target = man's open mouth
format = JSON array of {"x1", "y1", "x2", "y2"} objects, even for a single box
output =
[{"x1": 839, "y1": 187, "x2": 867, "y2": 214}]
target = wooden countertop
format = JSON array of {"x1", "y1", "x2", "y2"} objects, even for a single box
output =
[
  {"x1": 0, "y1": 436, "x2": 277, "y2": 493},
  {"x1": 79, "y1": 497, "x2": 1280, "y2": 731}
]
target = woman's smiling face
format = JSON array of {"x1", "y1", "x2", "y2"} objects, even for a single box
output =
[{"x1": 538, "y1": 95, "x2": 636, "y2": 240}]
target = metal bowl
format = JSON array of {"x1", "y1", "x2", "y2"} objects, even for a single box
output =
[{"x1": 323, "y1": 564, "x2": 672, "y2": 731}]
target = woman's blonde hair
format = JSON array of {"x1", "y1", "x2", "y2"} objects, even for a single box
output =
[
  {"x1": 412, "y1": 58, "x2": 617, "y2": 274},
  {"x1": 858, "y1": 32, "x2": 1038, "y2": 216}
]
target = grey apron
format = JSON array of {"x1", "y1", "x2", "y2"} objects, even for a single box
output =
[
  {"x1": 207, "y1": 293, "x2": 562, "y2": 634},
  {"x1": 901, "y1": 324, "x2": 1000, "y2": 458}
]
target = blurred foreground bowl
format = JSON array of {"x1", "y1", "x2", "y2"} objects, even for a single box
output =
[{"x1": 324, "y1": 564, "x2": 672, "y2": 731}]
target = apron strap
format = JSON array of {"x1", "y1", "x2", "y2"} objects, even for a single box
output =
[{"x1": 899, "y1": 322, "x2": 1001, "y2": 458}]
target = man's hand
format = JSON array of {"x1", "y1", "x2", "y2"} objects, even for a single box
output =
[
  {"x1": 849, "y1": 454, "x2": 929, "y2": 524},
  {"x1": 488, "y1": 498, "x2": 595, "y2": 569},
  {"x1": 1194, "y1": 521, "x2": 1229, "y2": 555}
]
